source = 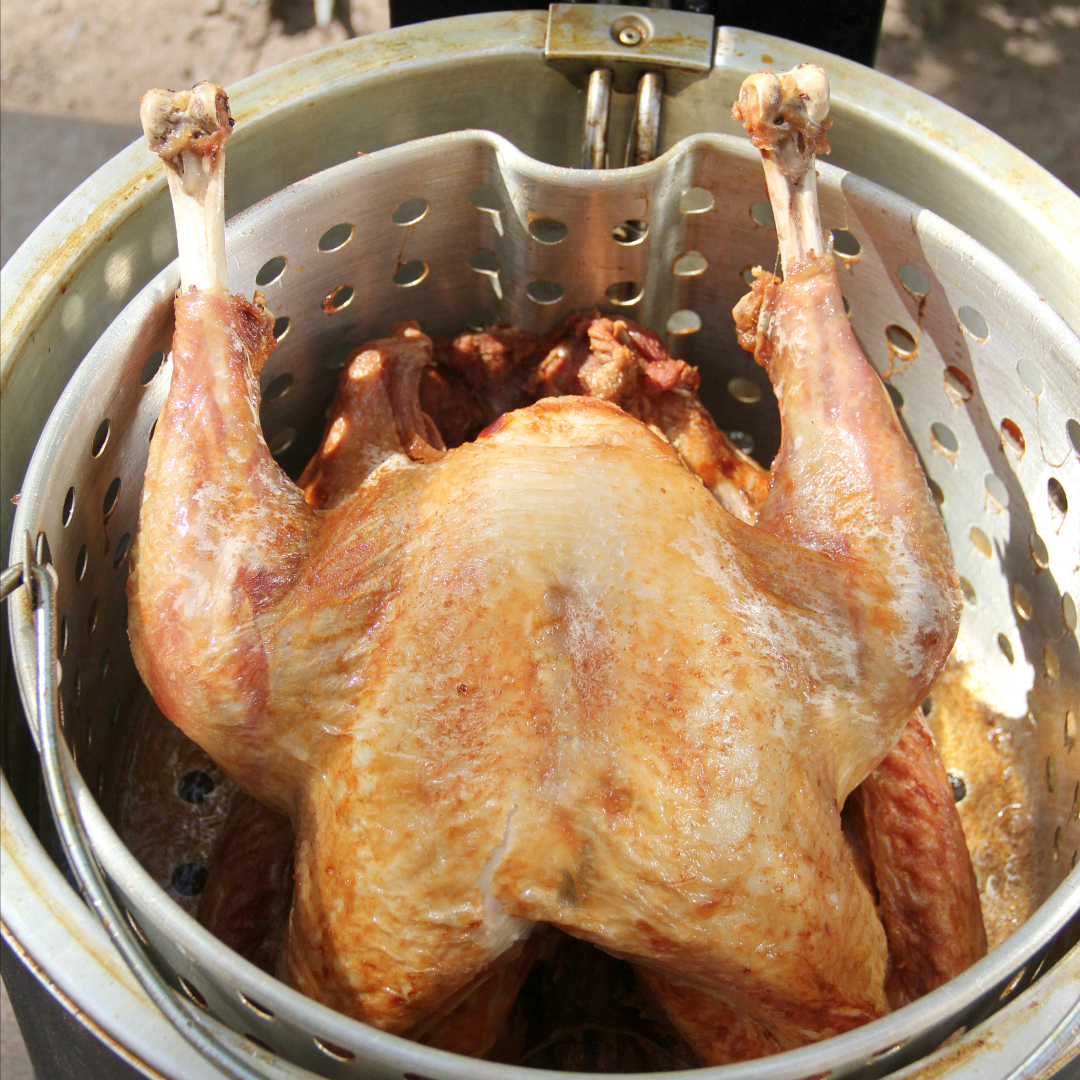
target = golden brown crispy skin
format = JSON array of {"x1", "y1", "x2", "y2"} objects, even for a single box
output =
[{"x1": 844, "y1": 715, "x2": 987, "y2": 1007}]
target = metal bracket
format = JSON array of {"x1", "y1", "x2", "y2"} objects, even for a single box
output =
[{"x1": 545, "y1": 3, "x2": 715, "y2": 96}]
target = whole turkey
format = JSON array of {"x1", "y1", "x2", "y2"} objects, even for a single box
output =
[{"x1": 128, "y1": 69, "x2": 985, "y2": 1066}]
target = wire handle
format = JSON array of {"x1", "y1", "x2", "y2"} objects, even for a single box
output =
[{"x1": 4, "y1": 540, "x2": 272, "y2": 1080}]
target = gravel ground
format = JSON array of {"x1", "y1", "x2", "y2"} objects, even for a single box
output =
[{"x1": 0, "y1": 0, "x2": 1077, "y2": 1074}]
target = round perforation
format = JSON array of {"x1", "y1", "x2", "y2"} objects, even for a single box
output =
[
  {"x1": 1045, "y1": 643, "x2": 1060, "y2": 682},
  {"x1": 751, "y1": 201, "x2": 775, "y2": 229},
  {"x1": 611, "y1": 219, "x2": 648, "y2": 245},
  {"x1": 958, "y1": 305, "x2": 989, "y2": 342},
  {"x1": 605, "y1": 281, "x2": 642, "y2": 306},
  {"x1": 393, "y1": 261, "x2": 429, "y2": 288},
  {"x1": 263, "y1": 373, "x2": 293, "y2": 402},
  {"x1": 1017, "y1": 356, "x2": 1044, "y2": 396},
  {"x1": 318, "y1": 222, "x2": 354, "y2": 252},
  {"x1": 931, "y1": 422, "x2": 958, "y2": 457},
  {"x1": 677, "y1": 188, "x2": 713, "y2": 215},
  {"x1": 1067, "y1": 417, "x2": 1080, "y2": 455},
  {"x1": 529, "y1": 218, "x2": 568, "y2": 245},
  {"x1": 728, "y1": 377, "x2": 763, "y2": 404},
  {"x1": 272, "y1": 316, "x2": 291, "y2": 342},
  {"x1": 314, "y1": 1038, "x2": 356, "y2": 1061},
  {"x1": 1030, "y1": 531, "x2": 1050, "y2": 569},
  {"x1": 103, "y1": 477, "x2": 121, "y2": 518},
  {"x1": 239, "y1": 993, "x2": 275, "y2": 1019},
  {"x1": 959, "y1": 576, "x2": 977, "y2": 604},
  {"x1": 324, "y1": 285, "x2": 354, "y2": 313},
  {"x1": 969, "y1": 526, "x2": 992, "y2": 559},
  {"x1": 268, "y1": 427, "x2": 296, "y2": 457},
  {"x1": 178, "y1": 975, "x2": 208, "y2": 1009},
  {"x1": 392, "y1": 198, "x2": 428, "y2": 226},
  {"x1": 255, "y1": 256, "x2": 287, "y2": 287},
  {"x1": 673, "y1": 251, "x2": 707, "y2": 277},
  {"x1": 831, "y1": 229, "x2": 861, "y2": 261},
  {"x1": 998, "y1": 633, "x2": 1015, "y2": 664},
  {"x1": 897, "y1": 263, "x2": 930, "y2": 297},
  {"x1": 985, "y1": 473, "x2": 1009, "y2": 512},
  {"x1": 666, "y1": 309, "x2": 701, "y2": 336},
  {"x1": 170, "y1": 861, "x2": 208, "y2": 897},
  {"x1": 91, "y1": 419, "x2": 110, "y2": 457},
  {"x1": 75, "y1": 543, "x2": 88, "y2": 582},
  {"x1": 113, "y1": 532, "x2": 132, "y2": 570},
  {"x1": 1047, "y1": 478, "x2": 1068, "y2": 527},
  {"x1": 87, "y1": 598, "x2": 99, "y2": 638},
  {"x1": 140, "y1": 349, "x2": 165, "y2": 386},
  {"x1": 526, "y1": 280, "x2": 564, "y2": 305},
  {"x1": 886, "y1": 325, "x2": 916, "y2": 356},
  {"x1": 1012, "y1": 584, "x2": 1032, "y2": 622},
  {"x1": 1000, "y1": 419, "x2": 1025, "y2": 457},
  {"x1": 944, "y1": 366, "x2": 973, "y2": 403},
  {"x1": 62, "y1": 486, "x2": 75, "y2": 526}
]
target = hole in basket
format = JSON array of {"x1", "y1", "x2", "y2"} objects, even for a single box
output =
[
  {"x1": 393, "y1": 261, "x2": 429, "y2": 288},
  {"x1": 998, "y1": 968, "x2": 1027, "y2": 1003},
  {"x1": 324, "y1": 285, "x2": 354, "y2": 313},
  {"x1": 741, "y1": 266, "x2": 756, "y2": 286},
  {"x1": 959, "y1": 576, "x2": 976, "y2": 604},
  {"x1": 1047, "y1": 756, "x2": 1056, "y2": 792},
  {"x1": 148, "y1": 419, "x2": 157, "y2": 444},
  {"x1": 611, "y1": 219, "x2": 649, "y2": 245},
  {"x1": 1066, "y1": 710, "x2": 1077, "y2": 750},
  {"x1": 140, "y1": 349, "x2": 165, "y2": 386},
  {"x1": 958, "y1": 305, "x2": 989, "y2": 342},
  {"x1": 985, "y1": 473, "x2": 1009, "y2": 511},
  {"x1": 666, "y1": 309, "x2": 701, "y2": 336},
  {"x1": 255, "y1": 256, "x2": 287, "y2": 287},
  {"x1": 751, "y1": 201, "x2": 775, "y2": 228},
  {"x1": 728, "y1": 377, "x2": 763, "y2": 404},
  {"x1": 75, "y1": 543, "x2": 88, "y2": 582},
  {"x1": 529, "y1": 218, "x2": 568, "y2": 245},
  {"x1": 970, "y1": 526, "x2": 992, "y2": 559},
  {"x1": 103, "y1": 477, "x2": 121, "y2": 518},
  {"x1": 178, "y1": 769, "x2": 215, "y2": 804},
  {"x1": 897, "y1": 263, "x2": 930, "y2": 297},
  {"x1": 1017, "y1": 356, "x2": 1044, "y2": 396},
  {"x1": 605, "y1": 281, "x2": 643, "y2": 306},
  {"x1": 886, "y1": 325, "x2": 916, "y2": 356},
  {"x1": 1068, "y1": 418, "x2": 1080, "y2": 456},
  {"x1": 1048, "y1": 478, "x2": 1067, "y2": 527},
  {"x1": 239, "y1": 993, "x2": 275, "y2": 1019},
  {"x1": 263, "y1": 373, "x2": 293, "y2": 402},
  {"x1": 1063, "y1": 593, "x2": 1077, "y2": 633},
  {"x1": 948, "y1": 771, "x2": 967, "y2": 802},
  {"x1": 921, "y1": 697, "x2": 933, "y2": 716},
  {"x1": 527, "y1": 280, "x2": 564, "y2": 305},
  {"x1": 1045, "y1": 642, "x2": 1060, "y2": 682},
  {"x1": 468, "y1": 185, "x2": 501, "y2": 212},
  {"x1": 272, "y1": 316, "x2": 291, "y2": 342},
  {"x1": 318, "y1": 222, "x2": 354, "y2": 252},
  {"x1": 171, "y1": 861, "x2": 208, "y2": 897},
  {"x1": 886, "y1": 383, "x2": 904, "y2": 411},
  {"x1": 392, "y1": 198, "x2": 428, "y2": 226},
  {"x1": 314, "y1": 1038, "x2": 356, "y2": 1061},
  {"x1": 98, "y1": 648, "x2": 110, "y2": 683},
  {"x1": 59, "y1": 616, "x2": 68, "y2": 655},
  {"x1": 728, "y1": 430, "x2": 754, "y2": 454},
  {"x1": 178, "y1": 976, "x2": 207, "y2": 1009},
  {"x1": 944, "y1": 365, "x2": 973, "y2": 403},
  {"x1": 322, "y1": 343, "x2": 355, "y2": 371},
  {"x1": 467, "y1": 309, "x2": 495, "y2": 331},
  {"x1": 268, "y1": 427, "x2": 296, "y2": 457},
  {"x1": 35, "y1": 530, "x2": 52, "y2": 566},
  {"x1": 1030, "y1": 531, "x2": 1049, "y2": 569},
  {"x1": 931, "y1": 422, "x2": 958, "y2": 456},
  {"x1": 672, "y1": 251, "x2": 707, "y2": 277},
  {"x1": 843, "y1": 295, "x2": 851, "y2": 315},
  {"x1": 87, "y1": 598, "x2": 99, "y2": 638},
  {"x1": 831, "y1": 229, "x2": 861, "y2": 261},
  {"x1": 678, "y1": 188, "x2": 713, "y2": 215},
  {"x1": 1000, "y1": 418, "x2": 1025, "y2": 457},
  {"x1": 245, "y1": 1034, "x2": 273, "y2": 1053},
  {"x1": 113, "y1": 532, "x2": 131, "y2": 570},
  {"x1": 469, "y1": 249, "x2": 499, "y2": 274},
  {"x1": 997, "y1": 634, "x2": 1014, "y2": 664},
  {"x1": 62, "y1": 487, "x2": 75, "y2": 526},
  {"x1": 126, "y1": 909, "x2": 150, "y2": 944},
  {"x1": 92, "y1": 419, "x2": 110, "y2": 458},
  {"x1": 927, "y1": 478, "x2": 944, "y2": 506},
  {"x1": 1013, "y1": 583, "x2": 1032, "y2": 622}
]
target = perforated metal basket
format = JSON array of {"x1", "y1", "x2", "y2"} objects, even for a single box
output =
[{"x1": 2, "y1": 11, "x2": 1079, "y2": 1080}]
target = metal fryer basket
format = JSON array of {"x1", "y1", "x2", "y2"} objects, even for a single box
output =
[{"x1": 6, "y1": 115, "x2": 1080, "y2": 1080}]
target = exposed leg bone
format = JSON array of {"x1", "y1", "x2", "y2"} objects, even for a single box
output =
[
  {"x1": 732, "y1": 65, "x2": 831, "y2": 271},
  {"x1": 141, "y1": 83, "x2": 233, "y2": 292}
]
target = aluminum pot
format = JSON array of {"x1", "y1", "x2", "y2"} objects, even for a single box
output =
[{"x1": 2, "y1": 10, "x2": 1078, "y2": 1080}]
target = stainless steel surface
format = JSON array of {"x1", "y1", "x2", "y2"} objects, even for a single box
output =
[
  {"x1": 627, "y1": 71, "x2": 663, "y2": 166},
  {"x1": 544, "y1": 3, "x2": 714, "y2": 95},
  {"x1": 1, "y1": 11, "x2": 1079, "y2": 1080},
  {"x1": 582, "y1": 68, "x2": 613, "y2": 169},
  {"x1": 7, "y1": 113, "x2": 1080, "y2": 1080}
]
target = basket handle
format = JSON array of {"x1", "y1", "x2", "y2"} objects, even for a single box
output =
[{"x1": 3, "y1": 542, "x2": 272, "y2": 1080}]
